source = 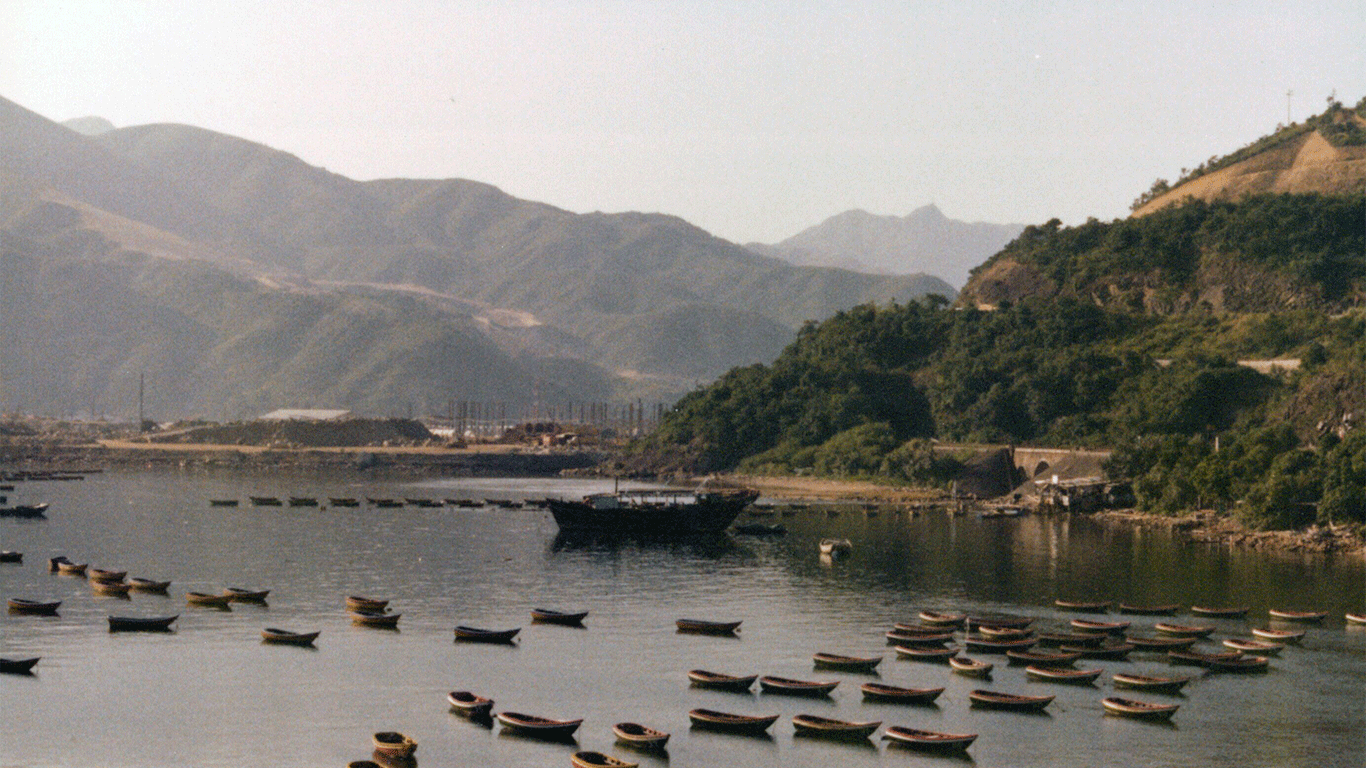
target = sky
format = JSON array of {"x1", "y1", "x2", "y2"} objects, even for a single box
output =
[{"x1": 2, "y1": 0, "x2": 1363, "y2": 244}]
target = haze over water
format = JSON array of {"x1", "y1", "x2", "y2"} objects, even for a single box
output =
[{"x1": 1, "y1": 470, "x2": 1362, "y2": 767}]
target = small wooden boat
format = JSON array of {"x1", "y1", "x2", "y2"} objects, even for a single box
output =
[
  {"x1": 1345, "y1": 612, "x2": 1366, "y2": 625},
  {"x1": 687, "y1": 669, "x2": 757, "y2": 692},
  {"x1": 882, "y1": 726, "x2": 976, "y2": 752},
  {"x1": 209, "y1": 499, "x2": 239, "y2": 507},
  {"x1": 1069, "y1": 618, "x2": 1129, "y2": 633},
  {"x1": 917, "y1": 610, "x2": 966, "y2": 627},
  {"x1": 1036, "y1": 631, "x2": 1107, "y2": 647},
  {"x1": 818, "y1": 538, "x2": 852, "y2": 555},
  {"x1": 329, "y1": 498, "x2": 360, "y2": 507},
  {"x1": 1125, "y1": 634, "x2": 1198, "y2": 651},
  {"x1": 108, "y1": 615, "x2": 178, "y2": 632},
  {"x1": 949, "y1": 656, "x2": 994, "y2": 677},
  {"x1": 287, "y1": 497, "x2": 319, "y2": 507},
  {"x1": 47, "y1": 555, "x2": 71, "y2": 572},
  {"x1": 676, "y1": 618, "x2": 741, "y2": 635},
  {"x1": 968, "y1": 689, "x2": 1054, "y2": 712},
  {"x1": 1117, "y1": 603, "x2": 1181, "y2": 616},
  {"x1": 1153, "y1": 622, "x2": 1215, "y2": 637},
  {"x1": 893, "y1": 644, "x2": 958, "y2": 661},
  {"x1": 1112, "y1": 673, "x2": 1191, "y2": 693},
  {"x1": 886, "y1": 630, "x2": 954, "y2": 645},
  {"x1": 346, "y1": 595, "x2": 389, "y2": 612},
  {"x1": 90, "y1": 578, "x2": 132, "y2": 595},
  {"x1": 1168, "y1": 649, "x2": 1243, "y2": 667},
  {"x1": 612, "y1": 722, "x2": 669, "y2": 749},
  {"x1": 531, "y1": 607, "x2": 589, "y2": 626},
  {"x1": 248, "y1": 496, "x2": 282, "y2": 506},
  {"x1": 813, "y1": 652, "x2": 881, "y2": 671},
  {"x1": 454, "y1": 625, "x2": 520, "y2": 643},
  {"x1": 446, "y1": 690, "x2": 494, "y2": 717},
  {"x1": 687, "y1": 708, "x2": 778, "y2": 734},
  {"x1": 1064, "y1": 641, "x2": 1134, "y2": 660},
  {"x1": 128, "y1": 577, "x2": 171, "y2": 593},
  {"x1": 977, "y1": 624, "x2": 1033, "y2": 639},
  {"x1": 186, "y1": 591, "x2": 233, "y2": 608},
  {"x1": 891, "y1": 622, "x2": 955, "y2": 635},
  {"x1": 0, "y1": 503, "x2": 48, "y2": 518},
  {"x1": 8, "y1": 598, "x2": 61, "y2": 615},
  {"x1": 261, "y1": 628, "x2": 320, "y2": 646},
  {"x1": 372, "y1": 731, "x2": 416, "y2": 757},
  {"x1": 1223, "y1": 638, "x2": 1283, "y2": 655},
  {"x1": 1268, "y1": 609, "x2": 1327, "y2": 623},
  {"x1": 495, "y1": 711, "x2": 583, "y2": 738},
  {"x1": 792, "y1": 714, "x2": 881, "y2": 739},
  {"x1": 1102, "y1": 697, "x2": 1179, "y2": 721},
  {"x1": 859, "y1": 682, "x2": 943, "y2": 704},
  {"x1": 571, "y1": 751, "x2": 638, "y2": 768},
  {"x1": 1206, "y1": 655, "x2": 1270, "y2": 673},
  {"x1": 1251, "y1": 627, "x2": 1305, "y2": 643},
  {"x1": 1025, "y1": 665, "x2": 1102, "y2": 684},
  {"x1": 56, "y1": 560, "x2": 89, "y2": 576},
  {"x1": 90, "y1": 567, "x2": 127, "y2": 582},
  {"x1": 224, "y1": 587, "x2": 270, "y2": 603},
  {"x1": 758, "y1": 675, "x2": 838, "y2": 696},
  {"x1": 1054, "y1": 599, "x2": 1111, "y2": 612},
  {"x1": 966, "y1": 613, "x2": 1034, "y2": 630},
  {"x1": 0, "y1": 550, "x2": 21, "y2": 563},
  {"x1": 1006, "y1": 649, "x2": 1081, "y2": 667},
  {"x1": 1190, "y1": 605, "x2": 1250, "y2": 618},
  {"x1": 964, "y1": 635, "x2": 1036, "y2": 653},
  {"x1": 0, "y1": 657, "x2": 40, "y2": 675},
  {"x1": 349, "y1": 610, "x2": 401, "y2": 628}
]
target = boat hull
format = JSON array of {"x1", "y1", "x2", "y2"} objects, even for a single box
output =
[{"x1": 549, "y1": 490, "x2": 757, "y2": 534}]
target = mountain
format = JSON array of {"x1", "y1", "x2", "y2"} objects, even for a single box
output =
[
  {"x1": 750, "y1": 204, "x2": 1024, "y2": 289},
  {"x1": 0, "y1": 95, "x2": 954, "y2": 418},
  {"x1": 60, "y1": 116, "x2": 115, "y2": 136}
]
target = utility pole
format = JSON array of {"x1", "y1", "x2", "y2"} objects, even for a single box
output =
[{"x1": 1286, "y1": 89, "x2": 1293, "y2": 124}]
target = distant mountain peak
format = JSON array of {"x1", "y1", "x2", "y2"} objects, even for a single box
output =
[{"x1": 61, "y1": 115, "x2": 115, "y2": 136}]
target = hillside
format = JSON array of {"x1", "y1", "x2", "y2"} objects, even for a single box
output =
[{"x1": 751, "y1": 204, "x2": 1023, "y2": 289}]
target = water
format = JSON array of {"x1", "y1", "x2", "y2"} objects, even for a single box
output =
[{"x1": 1, "y1": 470, "x2": 1363, "y2": 768}]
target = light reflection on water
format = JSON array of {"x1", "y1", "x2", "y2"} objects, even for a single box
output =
[{"x1": 0, "y1": 469, "x2": 1362, "y2": 768}]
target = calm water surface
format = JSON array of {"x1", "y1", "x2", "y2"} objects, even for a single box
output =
[{"x1": 1, "y1": 470, "x2": 1363, "y2": 768}]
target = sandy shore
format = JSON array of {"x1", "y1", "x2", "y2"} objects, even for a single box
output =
[{"x1": 717, "y1": 473, "x2": 947, "y2": 504}]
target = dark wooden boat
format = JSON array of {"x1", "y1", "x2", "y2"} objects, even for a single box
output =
[
  {"x1": 1025, "y1": 665, "x2": 1102, "y2": 684},
  {"x1": 977, "y1": 624, "x2": 1033, "y2": 639},
  {"x1": 859, "y1": 682, "x2": 944, "y2": 703},
  {"x1": 1118, "y1": 603, "x2": 1181, "y2": 616},
  {"x1": 1069, "y1": 618, "x2": 1129, "y2": 633},
  {"x1": 48, "y1": 555, "x2": 71, "y2": 571},
  {"x1": 1168, "y1": 649, "x2": 1243, "y2": 667},
  {"x1": 447, "y1": 690, "x2": 494, "y2": 717},
  {"x1": 248, "y1": 496, "x2": 282, "y2": 506},
  {"x1": 882, "y1": 726, "x2": 976, "y2": 753},
  {"x1": 1054, "y1": 599, "x2": 1111, "y2": 612},
  {"x1": 1190, "y1": 605, "x2": 1250, "y2": 618},
  {"x1": 209, "y1": 499, "x2": 239, "y2": 507},
  {"x1": 1251, "y1": 627, "x2": 1305, "y2": 643},
  {"x1": 1063, "y1": 641, "x2": 1134, "y2": 660},
  {"x1": 1103, "y1": 697, "x2": 1179, "y2": 720},
  {"x1": 128, "y1": 577, "x2": 172, "y2": 593},
  {"x1": 687, "y1": 708, "x2": 778, "y2": 734},
  {"x1": 90, "y1": 567, "x2": 127, "y2": 581},
  {"x1": 108, "y1": 614, "x2": 178, "y2": 632},
  {"x1": 90, "y1": 578, "x2": 132, "y2": 595},
  {"x1": 612, "y1": 722, "x2": 670, "y2": 749},
  {"x1": 886, "y1": 629, "x2": 954, "y2": 645},
  {"x1": 349, "y1": 610, "x2": 401, "y2": 628},
  {"x1": 495, "y1": 711, "x2": 583, "y2": 738},
  {"x1": 758, "y1": 675, "x2": 838, "y2": 696},
  {"x1": 287, "y1": 497, "x2": 319, "y2": 507},
  {"x1": 968, "y1": 689, "x2": 1054, "y2": 712},
  {"x1": 813, "y1": 652, "x2": 882, "y2": 671},
  {"x1": 1111, "y1": 673, "x2": 1191, "y2": 693},
  {"x1": 1125, "y1": 634, "x2": 1198, "y2": 651},
  {"x1": 329, "y1": 498, "x2": 360, "y2": 507},
  {"x1": 549, "y1": 488, "x2": 758, "y2": 534},
  {"x1": 531, "y1": 608, "x2": 588, "y2": 626},
  {"x1": 687, "y1": 669, "x2": 757, "y2": 692},
  {"x1": 949, "y1": 655, "x2": 994, "y2": 677},
  {"x1": 1006, "y1": 649, "x2": 1081, "y2": 667},
  {"x1": 1222, "y1": 638, "x2": 1283, "y2": 655},
  {"x1": 0, "y1": 657, "x2": 40, "y2": 675},
  {"x1": 917, "y1": 610, "x2": 967, "y2": 627},
  {"x1": 1153, "y1": 622, "x2": 1215, "y2": 637},
  {"x1": 0, "y1": 503, "x2": 48, "y2": 518},
  {"x1": 8, "y1": 598, "x2": 61, "y2": 615},
  {"x1": 893, "y1": 644, "x2": 958, "y2": 661},
  {"x1": 186, "y1": 591, "x2": 233, "y2": 608},
  {"x1": 676, "y1": 618, "x2": 741, "y2": 635},
  {"x1": 372, "y1": 731, "x2": 417, "y2": 757},
  {"x1": 56, "y1": 560, "x2": 88, "y2": 576},
  {"x1": 1036, "y1": 631, "x2": 1108, "y2": 647},
  {"x1": 1268, "y1": 609, "x2": 1327, "y2": 623},
  {"x1": 966, "y1": 613, "x2": 1033, "y2": 630},
  {"x1": 224, "y1": 587, "x2": 270, "y2": 603},
  {"x1": 0, "y1": 550, "x2": 21, "y2": 563},
  {"x1": 454, "y1": 625, "x2": 520, "y2": 643},
  {"x1": 346, "y1": 595, "x2": 389, "y2": 612},
  {"x1": 571, "y1": 751, "x2": 638, "y2": 768},
  {"x1": 891, "y1": 622, "x2": 955, "y2": 635},
  {"x1": 963, "y1": 635, "x2": 1036, "y2": 653},
  {"x1": 1206, "y1": 655, "x2": 1270, "y2": 673},
  {"x1": 261, "y1": 628, "x2": 320, "y2": 646},
  {"x1": 369, "y1": 498, "x2": 404, "y2": 508},
  {"x1": 792, "y1": 714, "x2": 881, "y2": 739}
]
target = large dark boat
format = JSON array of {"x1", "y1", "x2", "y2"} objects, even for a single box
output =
[{"x1": 548, "y1": 487, "x2": 758, "y2": 534}]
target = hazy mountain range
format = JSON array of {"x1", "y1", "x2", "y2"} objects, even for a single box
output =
[{"x1": 2, "y1": 96, "x2": 959, "y2": 420}]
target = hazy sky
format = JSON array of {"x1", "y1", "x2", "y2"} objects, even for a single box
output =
[{"x1": 3, "y1": 1, "x2": 1363, "y2": 244}]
